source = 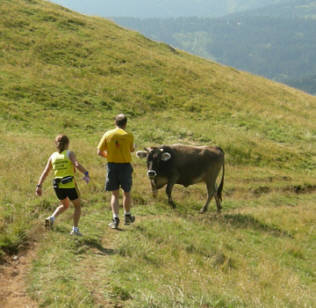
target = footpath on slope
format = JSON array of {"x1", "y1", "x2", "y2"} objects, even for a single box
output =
[
  {"x1": 0, "y1": 217, "x2": 127, "y2": 308},
  {"x1": 0, "y1": 241, "x2": 38, "y2": 308}
]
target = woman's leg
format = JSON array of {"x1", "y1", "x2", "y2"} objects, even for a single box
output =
[
  {"x1": 46, "y1": 198, "x2": 69, "y2": 228},
  {"x1": 71, "y1": 198, "x2": 81, "y2": 228},
  {"x1": 52, "y1": 198, "x2": 70, "y2": 218}
]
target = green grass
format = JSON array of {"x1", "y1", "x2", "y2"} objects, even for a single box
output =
[
  {"x1": 0, "y1": 0, "x2": 315, "y2": 307},
  {"x1": 26, "y1": 195, "x2": 315, "y2": 307}
]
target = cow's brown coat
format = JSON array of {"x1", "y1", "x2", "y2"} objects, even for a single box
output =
[{"x1": 137, "y1": 144, "x2": 225, "y2": 213}]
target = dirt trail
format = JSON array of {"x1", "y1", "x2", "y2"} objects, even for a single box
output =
[
  {"x1": 0, "y1": 219, "x2": 138, "y2": 307},
  {"x1": 0, "y1": 243, "x2": 38, "y2": 308}
]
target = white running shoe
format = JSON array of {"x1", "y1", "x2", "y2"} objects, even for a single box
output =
[
  {"x1": 45, "y1": 216, "x2": 54, "y2": 229},
  {"x1": 70, "y1": 229, "x2": 83, "y2": 236},
  {"x1": 108, "y1": 217, "x2": 120, "y2": 229}
]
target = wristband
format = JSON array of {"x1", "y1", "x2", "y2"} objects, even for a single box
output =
[{"x1": 84, "y1": 171, "x2": 89, "y2": 176}]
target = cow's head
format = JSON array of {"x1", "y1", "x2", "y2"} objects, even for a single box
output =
[{"x1": 136, "y1": 147, "x2": 171, "y2": 179}]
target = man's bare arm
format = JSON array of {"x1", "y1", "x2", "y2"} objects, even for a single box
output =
[{"x1": 97, "y1": 149, "x2": 108, "y2": 158}]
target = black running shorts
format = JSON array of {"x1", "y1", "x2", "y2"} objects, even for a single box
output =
[
  {"x1": 105, "y1": 163, "x2": 133, "y2": 192},
  {"x1": 53, "y1": 186, "x2": 79, "y2": 201}
]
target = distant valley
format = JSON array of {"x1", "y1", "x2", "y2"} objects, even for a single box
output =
[
  {"x1": 50, "y1": 0, "x2": 288, "y2": 18},
  {"x1": 113, "y1": 0, "x2": 316, "y2": 94},
  {"x1": 49, "y1": 0, "x2": 316, "y2": 94}
]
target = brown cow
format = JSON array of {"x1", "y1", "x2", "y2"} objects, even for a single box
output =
[{"x1": 136, "y1": 144, "x2": 224, "y2": 213}]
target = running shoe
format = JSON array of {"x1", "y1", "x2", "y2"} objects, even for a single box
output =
[
  {"x1": 124, "y1": 214, "x2": 135, "y2": 225},
  {"x1": 45, "y1": 216, "x2": 54, "y2": 229},
  {"x1": 70, "y1": 229, "x2": 83, "y2": 236},
  {"x1": 108, "y1": 217, "x2": 120, "y2": 229}
]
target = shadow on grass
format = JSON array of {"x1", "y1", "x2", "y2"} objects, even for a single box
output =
[
  {"x1": 218, "y1": 213, "x2": 293, "y2": 238},
  {"x1": 53, "y1": 226, "x2": 116, "y2": 255},
  {"x1": 80, "y1": 238, "x2": 115, "y2": 255},
  {"x1": 148, "y1": 200, "x2": 293, "y2": 238}
]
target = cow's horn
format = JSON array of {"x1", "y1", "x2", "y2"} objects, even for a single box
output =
[
  {"x1": 136, "y1": 151, "x2": 148, "y2": 159},
  {"x1": 161, "y1": 152, "x2": 171, "y2": 161}
]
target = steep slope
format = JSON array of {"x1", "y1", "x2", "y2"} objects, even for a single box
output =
[{"x1": 1, "y1": 0, "x2": 314, "y2": 158}]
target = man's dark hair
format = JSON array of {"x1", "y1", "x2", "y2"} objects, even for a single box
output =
[{"x1": 115, "y1": 114, "x2": 127, "y2": 128}]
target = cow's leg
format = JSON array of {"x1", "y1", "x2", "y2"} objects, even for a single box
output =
[
  {"x1": 166, "y1": 181, "x2": 176, "y2": 208},
  {"x1": 200, "y1": 181, "x2": 215, "y2": 213},
  {"x1": 150, "y1": 180, "x2": 158, "y2": 198},
  {"x1": 214, "y1": 184, "x2": 222, "y2": 213}
]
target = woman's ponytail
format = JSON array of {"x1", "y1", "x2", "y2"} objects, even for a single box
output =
[{"x1": 55, "y1": 134, "x2": 69, "y2": 153}]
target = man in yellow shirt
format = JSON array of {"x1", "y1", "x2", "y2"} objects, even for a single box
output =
[{"x1": 97, "y1": 114, "x2": 135, "y2": 229}]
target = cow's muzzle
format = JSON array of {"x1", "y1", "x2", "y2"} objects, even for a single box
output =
[{"x1": 147, "y1": 170, "x2": 157, "y2": 178}]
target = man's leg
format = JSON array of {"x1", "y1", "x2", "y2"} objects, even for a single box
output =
[
  {"x1": 123, "y1": 191, "x2": 135, "y2": 225},
  {"x1": 121, "y1": 163, "x2": 135, "y2": 225},
  {"x1": 109, "y1": 190, "x2": 120, "y2": 229},
  {"x1": 111, "y1": 189, "x2": 120, "y2": 217},
  {"x1": 122, "y1": 191, "x2": 132, "y2": 213}
]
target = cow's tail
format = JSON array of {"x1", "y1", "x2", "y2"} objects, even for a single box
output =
[{"x1": 217, "y1": 161, "x2": 225, "y2": 201}]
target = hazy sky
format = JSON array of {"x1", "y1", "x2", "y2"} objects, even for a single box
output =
[{"x1": 49, "y1": 0, "x2": 282, "y2": 18}]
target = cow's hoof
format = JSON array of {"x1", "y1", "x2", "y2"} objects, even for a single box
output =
[
  {"x1": 216, "y1": 207, "x2": 222, "y2": 214},
  {"x1": 200, "y1": 208, "x2": 206, "y2": 214},
  {"x1": 168, "y1": 201, "x2": 176, "y2": 208}
]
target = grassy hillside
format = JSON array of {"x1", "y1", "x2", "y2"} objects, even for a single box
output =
[{"x1": 0, "y1": 0, "x2": 315, "y2": 307}]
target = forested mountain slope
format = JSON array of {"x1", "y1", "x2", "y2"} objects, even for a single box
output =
[
  {"x1": 234, "y1": 0, "x2": 316, "y2": 18},
  {"x1": 113, "y1": 0, "x2": 316, "y2": 94}
]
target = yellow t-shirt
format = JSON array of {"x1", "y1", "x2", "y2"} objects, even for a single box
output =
[
  {"x1": 97, "y1": 127, "x2": 134, "y2": 163},
  {"x1": 51, "y1": 150, "x2": 75, "y2": 188}
]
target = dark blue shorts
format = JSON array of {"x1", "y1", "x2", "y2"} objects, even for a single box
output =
[{"x1": 105, "y1": 163, "x2": 133, "y2": 192}]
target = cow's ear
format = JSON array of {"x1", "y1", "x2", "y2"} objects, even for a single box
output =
[
  {"x1": 136, "y1": 151, "x2": 148, "y2": 159},
  {"x1": 144, "y1": 147, "x2": 153, "y2": 152},
  {"x1": 161, "y1": 152, "x2": 171, "y2": 161}
]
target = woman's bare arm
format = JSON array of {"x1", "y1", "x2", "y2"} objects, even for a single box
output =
[
  {"x1": 36, "y1": 157, "x2": 52, "y2": 196},
  {"x1": 69, "y1": 151, "x2": 88, "y2": 174}
]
